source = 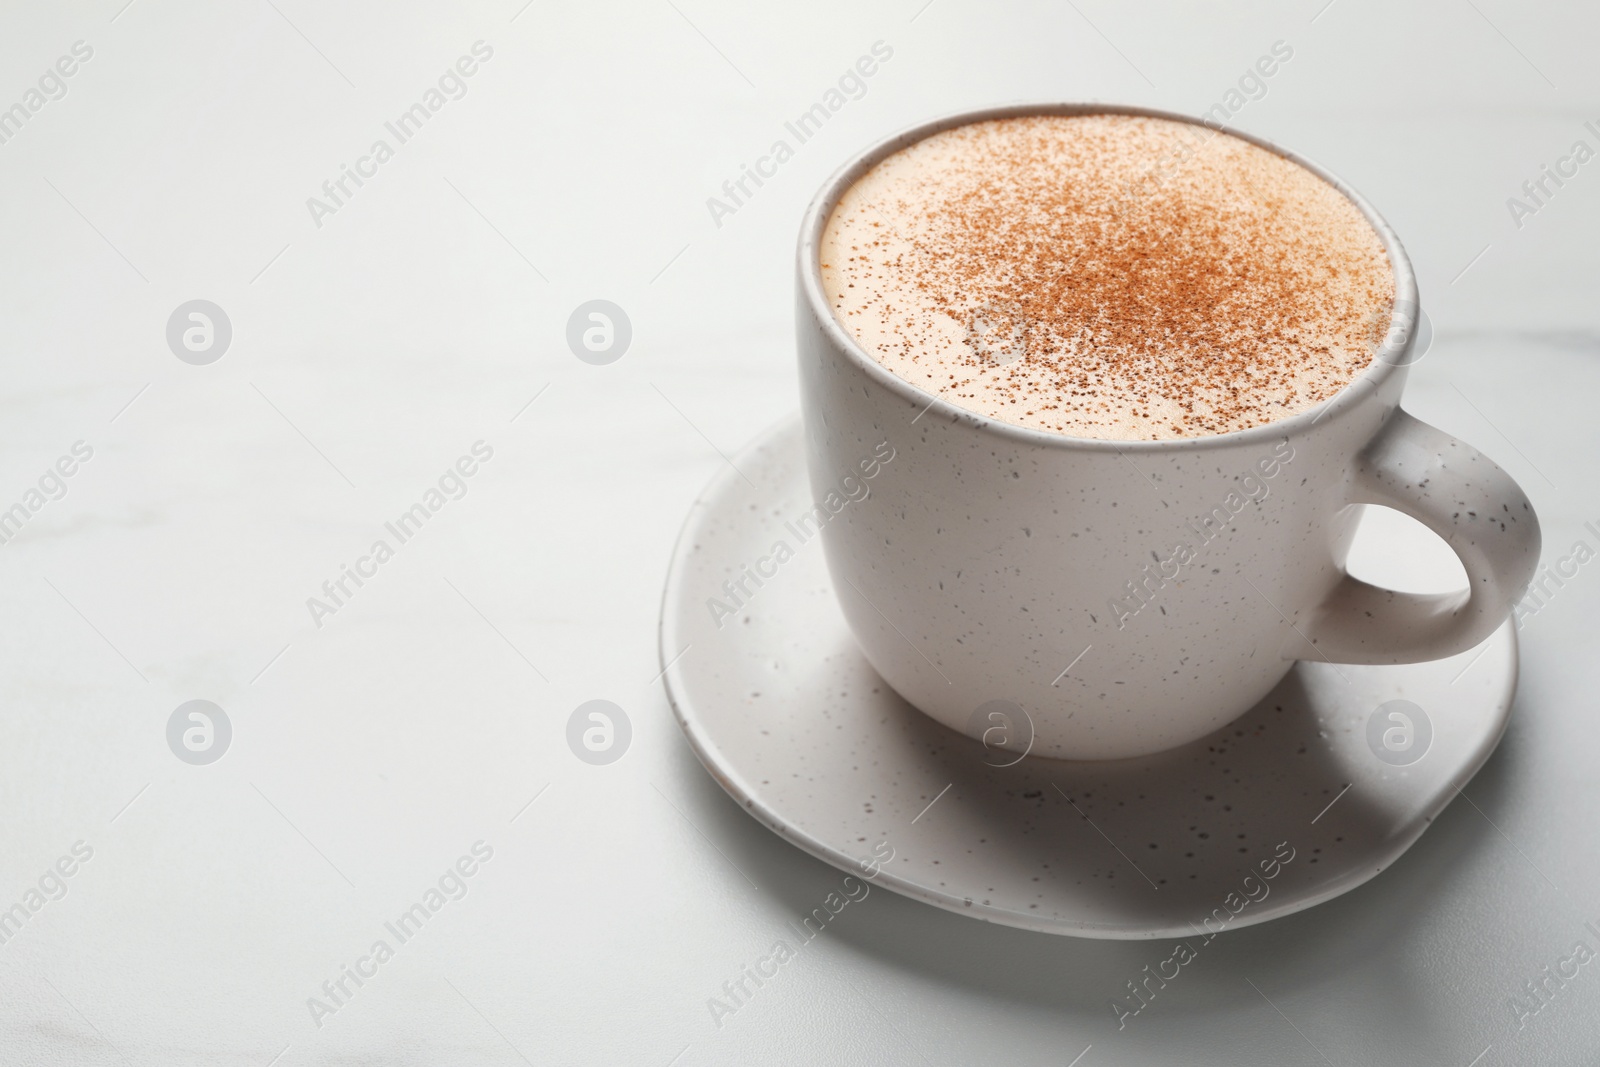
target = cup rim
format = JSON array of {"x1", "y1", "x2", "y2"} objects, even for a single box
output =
[{"x1": 796, "y1": 102, "x2": 1421, "y2": 453}]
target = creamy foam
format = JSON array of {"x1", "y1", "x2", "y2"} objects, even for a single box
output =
[{"x1": 819, "y1": 114, "x2": 1396, "y2": 440}]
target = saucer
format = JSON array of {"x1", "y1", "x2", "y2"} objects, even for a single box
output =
[{"x1": 659, "y1": 418, "x2": 1518, "y2": 939}]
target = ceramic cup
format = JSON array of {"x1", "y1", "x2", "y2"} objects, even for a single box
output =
[{"x1": 795, "y1": 103, "x2": 1542, "y2": 760}]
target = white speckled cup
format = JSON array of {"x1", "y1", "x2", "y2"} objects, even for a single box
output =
[{"x1": 796, "y1": 103, "x2": 1542, "y2": 760}]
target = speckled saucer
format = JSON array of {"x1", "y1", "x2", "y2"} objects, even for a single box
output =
[{"x1": 660, "y1": 418, "x2": 1519, "y2": 939}]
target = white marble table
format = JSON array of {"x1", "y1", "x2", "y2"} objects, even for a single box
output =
[{"x1": 0, "y1": 1, "x2": 1596, "y2": 1063}]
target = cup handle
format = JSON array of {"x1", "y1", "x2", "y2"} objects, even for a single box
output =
[{"x1": 1292, "y1": 408, "x2": 1541, "y2": 665}]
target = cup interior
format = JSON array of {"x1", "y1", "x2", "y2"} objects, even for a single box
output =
[{"x1": 796, "y1": 102, "x2": 1421, "y2": 453}]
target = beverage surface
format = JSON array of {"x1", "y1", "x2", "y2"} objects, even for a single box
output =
[{"x1": 819, "y1": 113, "x2": 1396, "y2": 440}]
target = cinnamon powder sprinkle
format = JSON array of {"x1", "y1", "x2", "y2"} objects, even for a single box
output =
[{"x1": 819, "y1": 114, "x2": 1395, "y2": 440}]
